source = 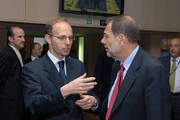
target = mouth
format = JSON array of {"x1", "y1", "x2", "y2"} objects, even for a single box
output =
[
  {"x1": 21, "y1": 43, "x2": 25, "y2": 47},
  {"x1": 21, "y1": 42, "x2": 25, "y2": 45},
  {"x1": 64, "y1": 48, "x2": 71, "y2": 52},
  {"x1": 170, "y1": 50, "x2": 176, "y2": 54}
]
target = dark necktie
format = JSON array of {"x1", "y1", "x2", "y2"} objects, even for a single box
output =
[
  {"x1": 58, "y1": 61, "x2": 67, "y2": 84},
  {"x1": 106, "y1": 64, "x2": 125, "y2": 120}
]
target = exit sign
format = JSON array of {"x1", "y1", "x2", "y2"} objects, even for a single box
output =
[{"x1": 86, "y1": 18, "x2": 92, "y2": 24}]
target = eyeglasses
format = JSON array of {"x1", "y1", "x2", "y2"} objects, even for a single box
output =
[{"x1": 48, "y1": 34, "x2": 75, "y2": 41}]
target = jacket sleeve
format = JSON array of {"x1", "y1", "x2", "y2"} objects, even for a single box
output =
[{"x1": 22, "y1": 64, "x2": 69, "y2": 116}]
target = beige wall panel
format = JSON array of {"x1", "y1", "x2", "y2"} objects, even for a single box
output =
[
  {"x1": 124, "y1": 0, "x2": 143, "y2": 24},
  {"x1": 124, "y1": 0, "x2": 156, "y2": 30},
  {"x1": 124, "y1": 0, "x2": 180, "y2": 32},
  {"x1": 165, "y1": 0, "x2": 180, "y2": 31},
  {"x1": 154, "y1": 0, "x2": 180, "y2": 32},
  {"x1": 154, "y1": 0, "x2": 169, "y2": 30},
  {"x1": 0, "y1": 0, "x2": 25, "y2": 21},
  {"x1": 26, "y1": 0, "x2": 59, "y2": 23}
]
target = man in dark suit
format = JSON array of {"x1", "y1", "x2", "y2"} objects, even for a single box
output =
[
  {"x1": 0, "y1": 26, "x2": 26, "y2": 120},
  {"x1": 22, "y1": 18, "x2": 97, "y2": 120},
  {"x1": 97, "y1": 15, "x2": 171, "y2": 120},
  {"x1": 94, "y1": 50, "x2": 114, "y2": 103},
  {"x1": 159, "y1": 37, "x2": 180, "y2": 120},
  {"x1": 24, "y1": 42, "x2": 42, "y2": 64}
]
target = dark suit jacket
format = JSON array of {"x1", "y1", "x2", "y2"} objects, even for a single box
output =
[
  {"x1": 100, "y1": 47, "x2": 171, "y2": 120},
  {"x1": 159, "y1": 56, "x2": 170, "y2": 73},
  {"x1": 24, "y1": 57, "x2": 32, "y2": 64},
  {"x1": 0, "y1": 46, "x2": 24, "y2": 120},
  {"x1": 23, "y1": 55, "x2": 86, "y2": 120},
  {"x1": 0, "y1": 52, "x2": 12, "y2": 92},
  {"x1": 94, "y1": 51, "x2": 114, "y2": 102}
]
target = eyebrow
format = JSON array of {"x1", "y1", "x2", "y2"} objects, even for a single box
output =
[{"x1": 17, "y1": 35, "x2": 24, "y2": 37}]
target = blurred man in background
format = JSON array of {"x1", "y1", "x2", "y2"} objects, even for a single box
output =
[
  {"x1": 160, "y1": 37, "x2": 180, "y2": 120},
  {"x1": 0, "y1": 26, "x2": 26, "y2": 120},
  {"x1": 24, "y1": 42, "x2": 42, "y2": 64}
]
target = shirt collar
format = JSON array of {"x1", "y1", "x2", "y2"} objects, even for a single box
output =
[
  {"x1": 9, "y1": 45, "x2": 20, "y2": 55},
  {"x1": 121, "y1": 45, "x2": 139, "y2": 70},
  {"x1": 171, "y1": 56, "x2": 180, "y2": 62},
  {"x1": 31, "y1": 56, "x2": 38, "y2": 61},
  {"x1": 47, "y1": 51, "x2": 65, "y2": 65}
]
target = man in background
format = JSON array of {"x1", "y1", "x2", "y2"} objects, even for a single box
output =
[
  {"x1": 98, "y1": 15, "x2": 171, "y2": 120},
  {"x1": 41, "y1": 43, "x2": 49, "y2": 57},
  {"x1": 160, "y1": 37, "x2": 180, "y2": 120},
  {"x1": 0, "y1": 26, "x2": 26, "y2": 120},
  {"x1": 22, "y1": 18, "x2": 97, "y2": 120},
  {"x1": 159, "y1": 38, "x2": 170, "y2": 58},
  {"x1": 94, "y1": 50, "x2": 114, "y2": 103},
  {"x1": 24, "y1": 42, "x2": 42, "y2": 64}
]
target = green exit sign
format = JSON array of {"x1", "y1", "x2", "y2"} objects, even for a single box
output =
[{"x1": 86, "y1": 18, "x2": 92, "y2": 24}]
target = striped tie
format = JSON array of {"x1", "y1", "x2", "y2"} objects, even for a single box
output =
[{"x1": 58, "y1": 61, "x2": 67, "y2": 84}]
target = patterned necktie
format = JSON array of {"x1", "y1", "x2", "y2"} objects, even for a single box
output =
[
  {"x1": 169, "y1": 58, "x2": 176, "y2": 91},
  {"x1": 58, "y1": 61, "x2": 67, "y2": 84},
  {"x1": 106, "y1": 64, "x2": 125, "y2": 120}
]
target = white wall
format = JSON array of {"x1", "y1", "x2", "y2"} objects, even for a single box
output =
[{"x1": 34, "y1": 37, "x2": 46, "y2": 47}]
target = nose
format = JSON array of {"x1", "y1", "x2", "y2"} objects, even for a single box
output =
[
  {"x1": 22, "y1": 37, "x2": 25, "y2": 42},
  {"x1": 101, "y1": 37, "x2": 105, "y2": 44},
  {"x1": 65, "y1": 38, "x2": 72, "y2": 45}
]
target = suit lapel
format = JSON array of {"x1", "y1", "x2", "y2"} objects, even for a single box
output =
[
  {"x1": 110, "y1": 48, "x2": 142, "y2": 116},
  {"x1": 65, "y1": 57, "x2": 71, "y2": 83},
  {"x1": 7, "y1": 46, "x2": 22, "y2": 67},
  {"x1": 42, "y1": 55, "x2": 64, "y2": 90},
  {"x1": 100, "y1": 61, "x2": 120, "y2": 118},
  {"x1": 108, "y1": 61, "x2": 121, "y2": 91}
]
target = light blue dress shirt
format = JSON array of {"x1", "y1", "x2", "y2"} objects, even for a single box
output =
[{"x1": 108, "y1": 45, "x2": 139, "y2": 107}]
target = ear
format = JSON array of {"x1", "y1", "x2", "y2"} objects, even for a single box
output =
[
  {"x1": 116, "y1": 34, "x2": 123, "y2": 41},
  {"x1": 8, "y1": 36, "x2": 13, "y2": 43},
  {"x1": 45, "y1": 34, "x2": 51, "y2": 45},
  {"x1": 31, "y1": 49, "x2": 35, "y2": 53}
]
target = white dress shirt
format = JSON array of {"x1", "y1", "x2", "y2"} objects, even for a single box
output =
[{"x1": 47, "y1": 51, "x2": 67, "y2": 75}]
